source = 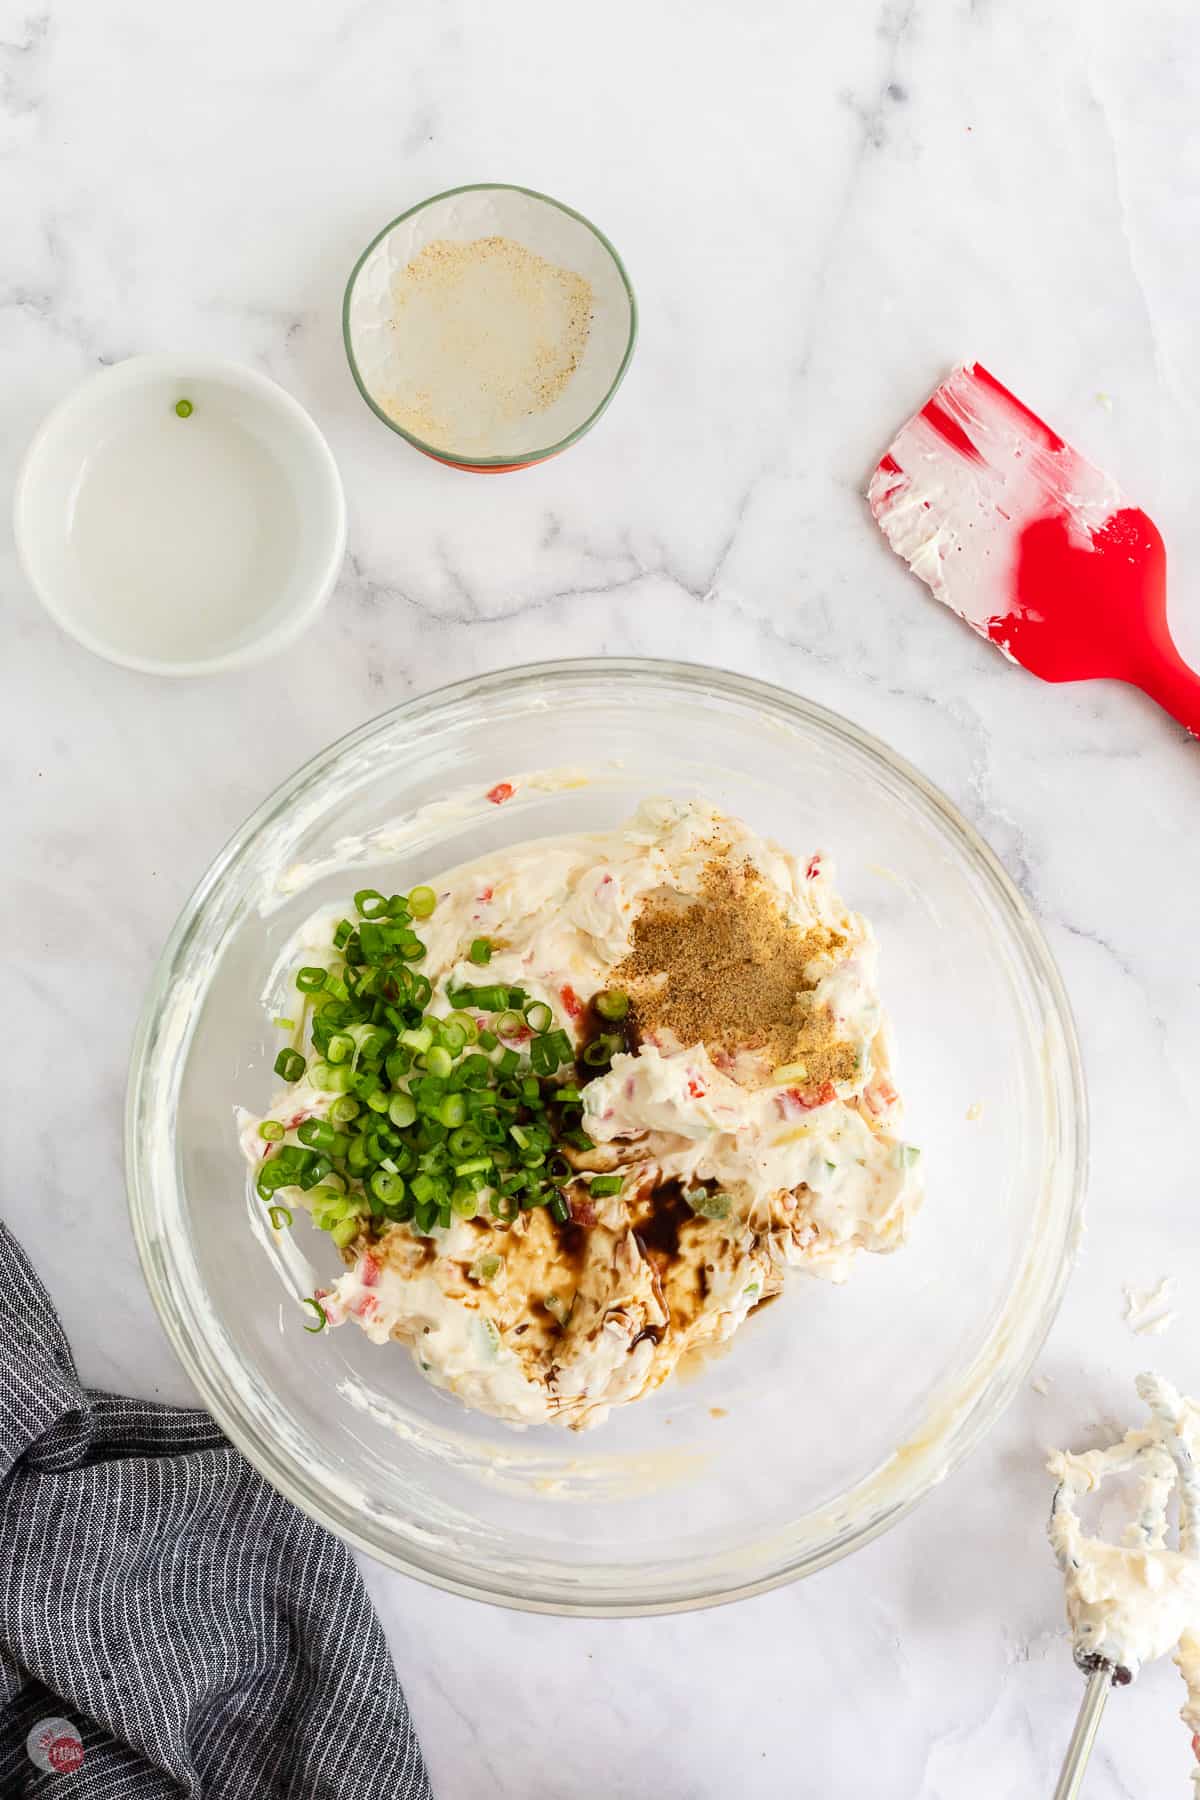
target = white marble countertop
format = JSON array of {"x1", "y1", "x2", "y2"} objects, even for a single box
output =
[{"x1": 6, "y1": 2, "x2": 1200, "y2": 1792}]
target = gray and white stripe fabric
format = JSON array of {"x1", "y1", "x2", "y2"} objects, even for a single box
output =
[{"x1": 0, "y1": 1225, "x2": 432, "y2": 1798}]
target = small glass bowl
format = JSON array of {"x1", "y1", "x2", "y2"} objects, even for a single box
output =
[
  {"x1": 343, "y1": 183, "x2": 637, "y2": 472},
  {"x1": 127, "y1": 659, "x2": 1085, "y2": 1614}
]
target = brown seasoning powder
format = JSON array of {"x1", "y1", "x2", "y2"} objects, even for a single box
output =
[{"x1": 614, "y1": 858, "x2": 858, "y2": 1087}]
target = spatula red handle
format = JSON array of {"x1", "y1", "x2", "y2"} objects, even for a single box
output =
[{"x1": 1135, "y1": 642, "x2": 1200, "y2": 739}]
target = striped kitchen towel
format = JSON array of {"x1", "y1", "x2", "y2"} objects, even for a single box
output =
[{"x1": 0, "y1": 1224, "x2": 433, "y2": 1798}]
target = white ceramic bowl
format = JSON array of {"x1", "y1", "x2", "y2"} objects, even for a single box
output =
[
  {"x1": 127, "y1": 659, "x2": 1085, "y2": 1615},
  {"x1": 14, "y1": 355, "x2": 347, "y2": 676}
]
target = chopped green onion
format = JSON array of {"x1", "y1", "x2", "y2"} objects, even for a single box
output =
[
  {"x1": 470, "y1": 1253, "x2": 502, "y2": 1283},
  {"x1": 175, "y1": 397, "x2": 193, "y2": 418},
  {"x1": 543, "y1": 1292, "x2": 573, "y2": 1327},
  {"x1": 258, "y1": 882, "x2": 608, "y2": 1256},
  {"x1": 273, "y1": 1016, "x2": 295, "y2": 1031},
  {"x1": 299, "y1": 1154, "x2": 334, "y2": 1190},
  {"x1": 346, "y1": 1138, "x2": 369, "y2": 1174},
  {"x1": 478, "y1": 1315, "x2": 501, "y2": 1353},
  {"x1": 354, "y1": 888, "x2": 389, "y2": 919},
  {"x1": 416, "y1": 1198, "x2": 441, "y2": 1235},
  {"x1": 594, "y1": 989, "x2": 629, "y2": 1021},
  {"x1": 589, "y1": 1175, "x2": 623, "y2": 1197},
  {"x1": 258, "y1": 1120, "x2": 285, "y2": 1142},
  {"x1": 388, "y1": 1093, "x2": 416, "y2": 1128},
  {"x1": 270, "y1": 1143, "x2": 307, "y2": 1169},
  {"x1": 469, "y1": 985, "x2": 509, "y2": 1012},
  {"x1": 307, "y1": 1183, "x2": 346, "y2": 1211},
  {"x1": 274, "y1": 1048, "x2": 306, "y2": 1082},
  {"x1": 685, "y1": 1189, "x2": 731, "y2": 1220},
  {"x1": 310, "y1": 1061, "x2": 353, "y2": 1093},
  {"x1": 297, "y1": 1118, "x2": 336, "y2": 1152},
  {"x1": 268, "y1": 1204, "x2": 293, "y2": 1230},
  {"x1": 301, "y1": 1296, "x2": 327, "y2": 1333},
  {"x1": 357, "y1": 921, "x2": 386, "y2": 961},
  {"x1": 370, "y1": 1169, "x2": 405, "y2": 1203},
  {"x1": 349, "y1": 1022, "x2": 391, "y2": 1059}
]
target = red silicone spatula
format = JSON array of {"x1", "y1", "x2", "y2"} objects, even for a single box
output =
[{"x1": 868, "y1": 363, "x2": 1200, "y2": 736}]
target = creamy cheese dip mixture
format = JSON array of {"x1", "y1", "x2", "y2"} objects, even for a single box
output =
[{"x1": 240, "y1": 797, "x2": 923, "y2": 1430}]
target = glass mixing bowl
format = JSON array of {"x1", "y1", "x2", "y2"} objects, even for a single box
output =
[{"x1": 127, "y1": 659, "x2": 1085, "y2": 1615}]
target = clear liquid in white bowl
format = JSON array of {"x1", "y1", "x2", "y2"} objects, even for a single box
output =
[
  {"x1": 15, "y1": 354, "x2": 345, "y2": 674},
  {"x1": 68, "y1": 405, "x2": 298, "y2": 662}
]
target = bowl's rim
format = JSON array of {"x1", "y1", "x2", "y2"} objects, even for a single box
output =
[
  {"x1": 12, "y1": 353, "x2": 348, "y2": 677},
  {"x1": 125, "y1": 655, "x2": 1087, "y2": 1614},
  {"x1": 341, "y1": 182, "x2": 639, "y2": 468}
]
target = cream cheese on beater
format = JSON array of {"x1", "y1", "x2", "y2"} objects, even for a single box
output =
[{"x1": 1048, "y1": 1374, "x2": 1200, "y2": 1775}]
